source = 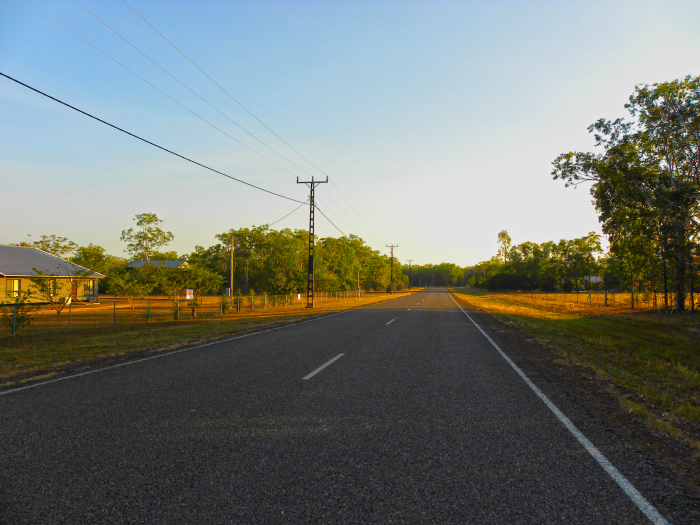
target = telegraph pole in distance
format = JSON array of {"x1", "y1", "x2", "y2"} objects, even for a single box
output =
[
  {"x1": 230, "y1": 234, "x2": 235, "y2": 302},
  {"x1": 297, "y1": 176, "x2": 328, "y2": 307},
  {"x1": 386, "y1": 244, "x2": 398, "y2": 292},
  {"x1": 406, "y1": 259, "x2": 414, "y2": 289}
]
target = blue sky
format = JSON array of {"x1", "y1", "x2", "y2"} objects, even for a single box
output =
[{"x1": 2, "y1": 0, "x2": 699, "y2": 265}]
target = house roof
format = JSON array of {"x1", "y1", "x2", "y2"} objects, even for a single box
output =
[
  {"x1": 0, "y1": 245, "x2": 105, "y2": 278},
  {"x1": 126, "y1": 260, "x2": 187, "y2": 269}
]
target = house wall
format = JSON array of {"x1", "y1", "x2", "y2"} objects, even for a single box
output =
[{"x1": 2, "y1": 277, "x2": 100, "y2": 304}]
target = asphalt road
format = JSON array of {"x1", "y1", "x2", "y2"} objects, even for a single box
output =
[{"x1": 1, "y1": 289, "x2": 696, "y2": 523}]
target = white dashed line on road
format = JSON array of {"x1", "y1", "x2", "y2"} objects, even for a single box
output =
[
  {"x1": 386, "y1": 318, "x2": 396, "y2": 325},
  {"x1": 302, "y1": 354, "x2": 345, "y2": 380}
]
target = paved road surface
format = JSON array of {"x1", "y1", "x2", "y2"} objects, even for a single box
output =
[{"x1": 1, "y1": 289, "x2": 696, "y2": 523}]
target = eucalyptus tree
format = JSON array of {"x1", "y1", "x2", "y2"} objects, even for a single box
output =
[
  {"x1": 33, "y1": 235, "x2": 77, "y2": 258},
  {"x1": 553, "y1": 75, "x2": 700, "y2": 311},
  {"x1": 120, "y1": 213, "x2": 174, "y2": 266}
]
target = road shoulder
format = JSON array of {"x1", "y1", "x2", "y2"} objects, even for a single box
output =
[{"x1": 451, "y1": 292, "x2": 700, "y2": 497}]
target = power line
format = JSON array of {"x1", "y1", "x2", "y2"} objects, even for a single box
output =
[
  {"x1": 73, "y1": 0, "x2": 317, "y2": 179},
  {"x1": 122, "y1": 0, "x2": 391, "y2": 243},
  {"x1": 314, "y1": 204, "x2": 347, "y2": 238},
  {"x1": 35, "y1": 0, "x2": 389, "y2": 244},
  {"x1": 27, "y1": 0, "x2": 301, "y2": 178},
  {"x1": 0, "y1": 72, "x2": 305, "y2": 204},
  {"x1": 122, "y1": 0, "x2": 331, "y2": 179},
  {"x1": 323, "y1": 188, "x2": 384, "y2": 243},
  {"x1": 328, "y1": 178, "x2": 389, "y2": 244},
  {"x1": 314, "y1": 196, "x2": 364, "y2": 239},
  {"x1": 267, "y1": 201, "x2": 309, "y2": 227},
  {"x1": 317, "y1": 186, "x2": 384, "y2": 244}
]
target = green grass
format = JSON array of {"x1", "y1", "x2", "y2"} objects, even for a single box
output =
[{"x1": 453, "y1": 289, "x2": 700, "y2": 437}]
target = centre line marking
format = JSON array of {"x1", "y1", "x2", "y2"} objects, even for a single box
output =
[
  {"x1": 302, "y1": 354, "x2": 344, "y2": 380},
  {"x1": 386, "y1": 318, "x2": 396, "y2": 325}
]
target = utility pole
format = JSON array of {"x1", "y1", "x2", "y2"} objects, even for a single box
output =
[
  {"x1": 297, "y1": 176, "x2": 328, "y2": 307},
  {"x1": 234, "y1": 233, "x2": 239, "y2": 300},
  {"x1": 386, "y1": 244, "x2": 398, "y2": 292},
  {"x1": 406, "y1": 259, "x2": 414, "y2": 289}
]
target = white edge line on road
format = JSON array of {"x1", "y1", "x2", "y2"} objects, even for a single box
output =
[
  {"x1": 1, "y1": 309, "x2": 350, "y2": 397},
  {"x1": 447, "y1": 291, "x2": 668, "y2": 525},
  {"x1": 386, "y1": 318, "x2": 396, "y2": 325},
  {"x1": 302, "y1": 353, "x2": 344, "y2": 380}
]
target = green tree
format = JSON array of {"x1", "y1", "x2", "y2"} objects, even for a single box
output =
[
  {"x1": 156, "y1": 267, "x2": 189, "y2": 303},
  {"x1": 28, "y1": 267, "x2": 92, "y2": 315},
  {"x1": 553, "y1": 75, "x2": 700, "y2": 310},
  {"x1": 120, "y1": 213, "x2": 174, "y2": 266},
  {"x1": 71, "y1": 244, "x2": 106, "y2": 271},
  {"x1": 497, "y1": 230, "x2": 512, "y2": 265},
  {"x1": 182, "y1": 266, "x2": 224, "y2": 303},
  {"x1": 0, "y1": 292, "x2": 38, "y2": 336},
  {"x1": 33, "y1": 235, "x2": 77, "y2": 258},
  {"x1": 108, "y1": 269, "x2": 154, "y2": 310}
]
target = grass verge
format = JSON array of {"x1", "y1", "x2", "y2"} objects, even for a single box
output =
[{"x1": 452, "y1": 288, "x2": 700, "y2": 449}]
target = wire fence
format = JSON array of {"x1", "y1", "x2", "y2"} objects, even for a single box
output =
[
  {"x1": 0, "y1": 291, "x2": 367, "y2": 339},
  {"x1": 511, "y1": 290, "x2": 694, "y2": 311}
]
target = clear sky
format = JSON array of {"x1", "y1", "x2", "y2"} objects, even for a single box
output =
[{"x1": 2, "y1": 0, "x2": 699, "y2": 266}]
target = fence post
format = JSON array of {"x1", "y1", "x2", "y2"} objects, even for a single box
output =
[
  {"x1": 68, "y1": 300, "x2": 72, "y2": 332},
  {"x1": 113, "y1": 301, "x2": 116, "y2": 327},
  {"x1": 176, "y1": 299, "x2": 179, "y2": 320},
  {"x1": 12, "y1": 303, "x2": 16, "y2": 339},
  {"x1": 147, "y1": 298, "x2": 151, "y2": 322}
]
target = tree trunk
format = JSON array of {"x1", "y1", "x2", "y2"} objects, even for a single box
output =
[
  {"x1": 630, "y1": 268, "x2": 635, "y2": 309},
  {"x1": 663, "y1": 257, "x2": 669, "y2": 310},
  {"x1": 691, "y1": 258, "x2": 695, "y2": 312},
  {"x1": 676, "y1": 254, "x2": 686, "y2": 312}
]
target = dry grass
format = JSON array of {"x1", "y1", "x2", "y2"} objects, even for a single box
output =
[
  {"x1": 452, "y1": 288, "x2": 700, "y2": 440},
  {"x1": 0, "y1": 291, "x2": 412, "y2": 386}
]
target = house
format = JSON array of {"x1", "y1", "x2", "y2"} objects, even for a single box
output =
[
  {"x1": 0, "y1": 245, "x2": 105, "y2": 304},
  {"x1": 126, "y1": 260, "x2": 188, "y2": 270}
]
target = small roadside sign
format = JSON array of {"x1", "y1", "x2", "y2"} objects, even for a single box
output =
[{"x1": 185, "y1": 289, "x2": 194, "y2": 300}]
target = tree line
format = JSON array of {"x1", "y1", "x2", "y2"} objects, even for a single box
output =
[
  {"x1": 464, "y1": 230, "x2": 605, "y2": 293},
  {"x1": 19, "y1": 213, "x2": 409, "y2": 303}
]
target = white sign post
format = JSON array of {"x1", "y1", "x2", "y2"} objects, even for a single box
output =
[{"x1": 185, "y1": 289, "x2": 194, "y2": 301}]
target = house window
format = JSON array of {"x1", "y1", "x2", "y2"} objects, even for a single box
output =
[
  {"x1": 84, "y1": 280, "x2": 96, "y2": 295},
  {"x1": 6, "y1": 279, "x2": 20, "y2": 298}
]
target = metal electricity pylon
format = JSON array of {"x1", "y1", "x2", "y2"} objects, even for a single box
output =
[
  {"x1": 386, "y1": 244, "x2": 398, "y2": 292},
  {"x1": 297, "y1": 176, "x2": 328, "y2": 307},
  {"x1": 406, "y1": 259, "x2": 414, "y2": 289}
]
